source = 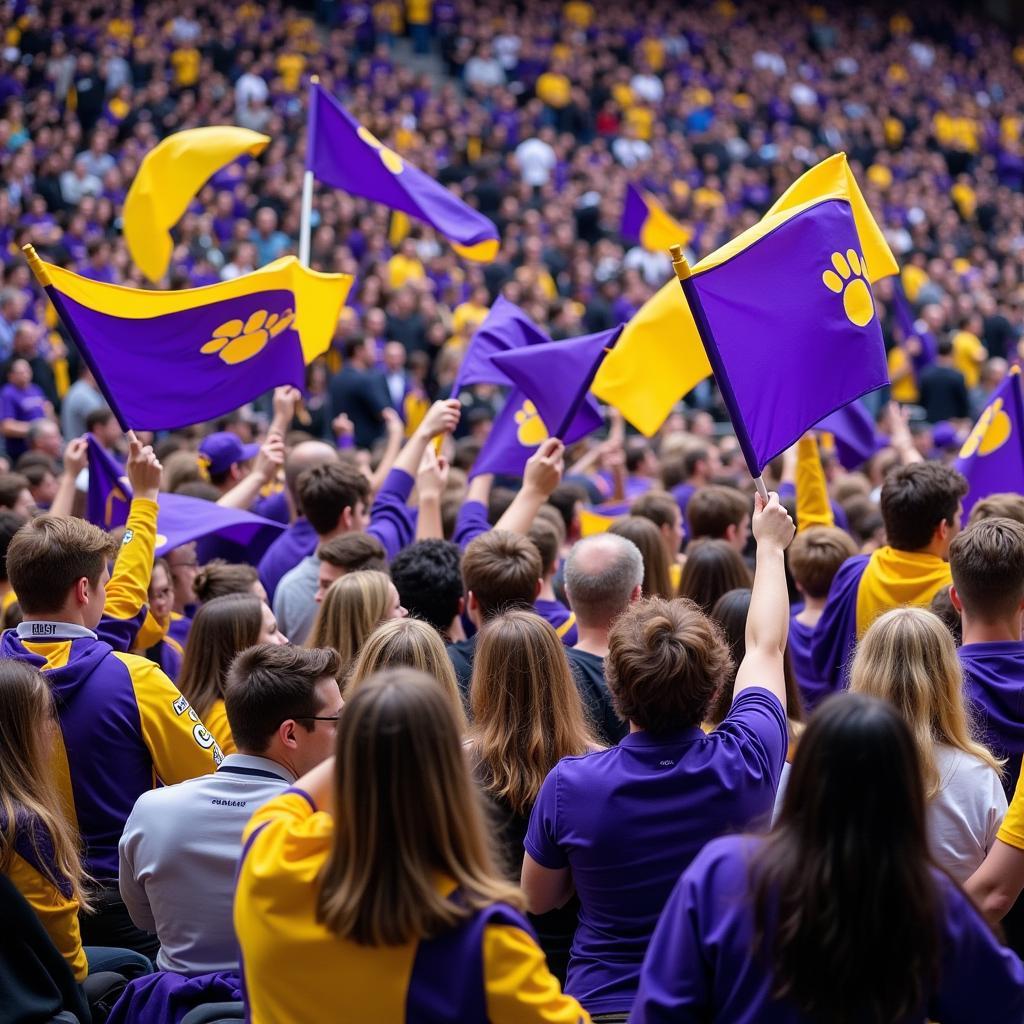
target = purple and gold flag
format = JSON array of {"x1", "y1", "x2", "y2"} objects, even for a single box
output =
[
  {"x1": 954, "y1": 370, "x2": 1024, "y2": 515},
  {"x1": 681, "y1": 197, "x2": 889, "y2": 476},
  {"x1": 815, "y1": 400, "x2": 884, "y2": 470},
  {"x1": 621, "y1": 184, "x2": 691, "y2": 253},
  {"x1": 30, "y1": 252, "x2": 351, "y2": 432},
  {"x1": 86, "y1": 434, "x2": 285, "y2": 556},
  {"x1": 307, "y1": 84, "x2": 499, "y2": 262}
]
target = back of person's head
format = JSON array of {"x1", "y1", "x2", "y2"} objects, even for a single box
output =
[
  {"x1": 547, "y1": 482, "x2": 587, "y2": 536},
  {"x1": 849, "y1": 607, "x2": 1000, "y2": 796},
  {"x1": 284, "y1": 440, "x2": 339, "y2": 506},
  {"x1": 348, "y1": 617, "x2": 465, "y2": 728},
  {"x1": 178, "y1": 593, "x2": 264, "y2": 718},
  {"x1": 297, "y1": 462, "x2": 371, "y2": 536},
  {"x1": 470, "y1": 611, "x2": 595, "y2": 817},
  {"x1": 842, "y1": 495, "x2": 884, "y2": 548},
  {"x1": 317, "y1": 532, "x2": 388, "y2": 575},
  {"x1": 527, "y1": 517, "x2": 560, "y2": 576},
  {"x1": 967, "y1": 492, "x2": 1024, "y2": 528},
  {"x1": 308, "y1": 570, "x2": 396, "y2": 669},
  {"x1": 162, "y1": 450, "x2": 203, "y2": 493},
  {"x1": 316, "y1": 669, "x2": 520, "y2": 944},
  {"x1": 880, "y1": 462, "x2": 967, "y2": 552},
  {"x1": 630, "y1": 490, "x2": 680, "y2": 533},
  {"x1": 677, "y1": 538, "x2": 752, "y2": 613},
  {"x1": 936, "y1": 336, "x2": 954, "y2": 357},
  {"x1": 607, "y1": 597, "x2": 732, "y2": 733},
  {"x1": 388, "y1": 539, "x2": 464, "y2": 634},
  {"x1": 0, "y1": 660, "x2": 88, "y2": 906},
  {"x1": 0, "y1": 509, "x2": 25, "y2": 583},
  {"x1": 754, "y1": 693, "x2": 939, "y2": 1023},
  {"x1": 787, "y1": 526, "x2": 858, "y2": 599},
  {"x1": 7, "y1": 515, "x2": 118, "y2": 616},
  {"x1": 0, "y1": 472, "x2": 30, "y2": 511},
  {"x1": 686, "y1": 484, "x2": 748, "y2": 541},
  {"x1": 225, "y1": 644, "x2": 341, "y2": 754},
  {"x1": 192, "y1": 559, "x2": 261, "y2": 603},
  {"x1": 929, "y1": 586, "x2": 962, "y2": 647},
  {"x1": 608, "y1": 516, "x2": 675, "y2": 599},
  {"x1": 949, "y1": 517, "x2": 1024, "y2": 623},
  {"x1": 461, "y1": 530, "x2": 541, "y2": 620},
  {"x1": 563, "y1": 533, "x2": 643, "y2": 630}
]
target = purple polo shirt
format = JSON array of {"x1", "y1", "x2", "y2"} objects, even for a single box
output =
[
  {"x1": 525, "y1": 687, "x2": 787, "y2": 1015},
  {"x1": 788, "y1": 613, "x2": 835, "y2": 712},
  {"x1": 632, "y1": 834, "x2": 1024, "y2": 1022},
  {"x1": 0, "y1": 381, "x2": 47, "y2": 461}
]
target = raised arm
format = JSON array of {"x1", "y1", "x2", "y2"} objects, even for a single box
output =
[
  {"x1": 48, "y1": 435, "x2": 88, "y2": 519},
  {"x1": 391, "y1": 399, "x2": 461, "y2": 480},
  {"x1": 415, "y1": 446, "x2": 449, "y2": 542},
  {"x1": 495, "y1": 438, "x2": 565, "y2": 536},
  {"x1": 795, "y1": 434, "x2": 834, "y2": 531},
  {"x1": 216, "y1": 435, "x2": 285, "y2": 511}
]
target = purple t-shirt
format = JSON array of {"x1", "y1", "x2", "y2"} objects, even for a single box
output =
[
  {"x1": 788, "y1": 613, "x2": 836, "y2": 712},
  {"x1": 0, "y1": 382, "x2": 47, "y2": 461},
  {"x1": 524, "y1": 687, "x2": 787, "y2": 1015},
  {"x1": 632, "y1": 834, "x2": 1024, "y2": 1022}
]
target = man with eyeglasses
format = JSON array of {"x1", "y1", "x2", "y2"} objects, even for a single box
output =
[{"x1": 118, "y1": 644, "x2": 343, "y2": 975}]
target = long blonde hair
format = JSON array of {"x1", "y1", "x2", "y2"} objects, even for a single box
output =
[
  {"x1": 850, "y1": 607, "x2": 1002, "y2": 797},
  {"x1": 348, "y1": 617, "x2": 467, "y2": 730},
  {"x1": 307, "y1": 570, "x2": 393, "y2": 672},
  {"x1": 0, "y1": 661, "x2": 90, "y2": 908},
  {"x1": 470, "y1": 610, "x2": 599, "y2": 816},
  {"x1": 316, "y1": 669, "x2": 520, "y2": 944}
]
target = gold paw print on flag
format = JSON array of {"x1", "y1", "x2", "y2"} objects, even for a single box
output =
[
  {"x1": 960, "y1": 397, "x2": 1012, "y2": 458},
  {"x1": 514, "y1": 399, "x2": 549, "y2": 446},
  {"x1": 357, "y1": 126, "x2": 404, "y2": 174},
  {"x1": 201, "y1": 309, "x2": 295, "y2": 365},
  {"x1": 822, "y1": 250, "x2": 874, "y2": 327}
]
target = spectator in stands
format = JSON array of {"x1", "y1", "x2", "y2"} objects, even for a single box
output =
[
  {"x1": 850, "y1": 607, "x2": 1005, "y2": 882},
  {"x1": 686, "y1": 484, "x2": 750, "y2": 552},
  {"x1": 663, "y1": 443, "x2": 721, "y2": 520},
  {"x1": 0, "y1": 471, "x2": 34, "y2": 517},
  {"x1": 61, "y1": 367, "x2": 105, "y2": 440},
  {"x1": 677, "y1": 538, "x2": 753, "y2": 614},
  {"x1": 522, "y1": 493, "x2": 794, "y2": 1018},
  {"x1": 528, "y1": 516, "x2": 577, "y2": 644},
  {"x1": 633, "y1": 695, "x2": 1024, "y2": 1021},
  {"x1": 608, "y1": 516, "x2": 675, "y2": 599},
  {"x1": 328, "y1": 336, "x2": 390, "y2": 450},
  {"x1": 630, "y1": 491, "x2": 686, "y2": 588},
  {"x1": 176, "y1": 593, "x2": 287, "y2": 756},
  {"x1": 388, "y1": 538, "x2": 465, "y2": 641},
  {"x1": 0, "y1": 358, "x2": 53, "y2": 465},
  {"x1": 119, "y1": 645, "x2": 342, "y2": 975},
  {"x1": 193, "y1": 559, "x2": 265, "y2": 604},
  {"x1": 919, "y1": 337, "x2": 971, "y2": 423},
  {"x1": 313, "y1": 532, "x2": 388, "y2": 603},
  {"x1": 235, "y1": 669, "x2": 587, "y2": 1022},
  {"x1": 197, "y1": 431, "x2": 260, "y2": 497}
]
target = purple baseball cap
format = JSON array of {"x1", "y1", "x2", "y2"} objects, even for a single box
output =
[{"x1": 198, "y1": 432, "x2": 260, "y2": 476}]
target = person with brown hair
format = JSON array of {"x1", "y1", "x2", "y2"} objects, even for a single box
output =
[
  {"x1": 176, "y1": 593, "x2": 287, "y2": 755},
  {"x1": 629, "y1": 491, "x2": 685, "y2": 590},
  {"x1": 313, "y1": 532, "x2": 388, "y2": 604},
  {"x1": 446, "y1": 529, "x2": 543, "y2": 696},
  {"x1": 677, "y1": 538, "x2": 752, "y2": 613},
  {"x1": 968, "y1": 492, "x2": 1024, "y2": 527},
  {"x1": 608, "y1": 516, "x2": 675, "y2": 599},
  {"x1": 469, "y1": 610, "x2": 600, "y2": 983},
  {"x1": 235, "y1": 669, "x2": 587, "y2": 1022},
  {"x1": 686, "y1": 484, "x2": 750, "y2": 552},
  {"x1": 522, "y1": 492, "x2": 795, "y2": 1019},
  {"x1": 192, "y1": 559, "x2": 265, "y2": 604},
  {"x1": 528, "y1": 515, "x2": 577, "y2": 644}
]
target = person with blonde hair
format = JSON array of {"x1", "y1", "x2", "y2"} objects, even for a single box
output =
[
  {"x1": 850, "y1": 606, "x2": 1006, "y2": 882},
  {"x1": 348, "y1": 617, "x2": 466, "y2": 728},
  {"x1": 235, "y1": 669, "x2": 587, "y2": 1022},
  {"x1": 306, "y1": 569, "x2": 406, "y2": 672}
]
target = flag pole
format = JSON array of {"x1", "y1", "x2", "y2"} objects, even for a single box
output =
[
  {"x1": 299, "y1": 75, "x2": 320, "y2": 268},
  {"x1": 669, "y1": 244, "x2": 769, "y2": 503}
]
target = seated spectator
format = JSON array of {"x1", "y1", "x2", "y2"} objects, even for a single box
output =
[
  {"x1": 677, "y1": 538, "x2": 752, "y2": 613},
  {"x1": 235, "y1": 669, "x2": 586, "y2": 1022},
  {"x1": 522, "y1": 493, "x2": 794, "y2": 1017},
  {"x1": 389, "y1": 538, "x2": 465, "y2": 642},
  {"x1": 563, "y1": 533, "x2": 644, "y2": 746},
  {"x1": 0, "y1": 358, "x2": 52, "y2": 465},
  {"x1": 177, "y1": 593, "x2": 287, "y2": 755},
  {"x1": 686, "y1": 484, "x2": 750, "y2": 551},
  {"x1": 193, "y1": 559, "x2": 266, "y2": 604},
  {"x1": 313, "y1": 532, "x2": 388, "y2": 604},
  {"x1": 608, "y1": 516, "x2": 675, "y2": 599},
  {"x1": 447, "y1": 530, "x2": 542, "y2": 697},
  {"x1": 633, "y1": 695, "x2": 1024, "y2": 1021},
  {"x1": 308, "y1": 570, "x2": 406, "y2": 676},
  {"x1": 18, "y1": 458, "x2": 59, "y2": 510},
  {"x1": 119, "y1": 645, "x2": 342, "y2": 975},
  {"x1": 469, "y1": 610, "x2": 599, "y2": 983},
  {"x1": 1, "y1": 514, "x2": 221, "y2": 957},
  {"x1": 348, "y1": 616, "x2": 466, "y2": 728},
  {"x1": 850, "y1": 607, "x2": 1005, "y2": 882},
  {"x1": 529, "y1": 516, "x2": 577, "y2": 644}
]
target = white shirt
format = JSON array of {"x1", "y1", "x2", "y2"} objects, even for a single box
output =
[
  {"x1": 928, "y1": 744, "x2": 1006, "y2": 884},
  {"x1": 514, "y1": 138, "x2": 556, "y2": 186}
]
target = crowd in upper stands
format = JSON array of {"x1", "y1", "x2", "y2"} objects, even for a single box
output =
[{"x1": 4, "y1": 1, "x2": 1024, "y2": 1022}]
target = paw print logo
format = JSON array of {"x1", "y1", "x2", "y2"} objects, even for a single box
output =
[
  {"x1": 959, "y1": 396, "x2": 1012, "y2": 459},
  {"x1": 357, "y1": 125, "x2": 404, "y2": 175},
  {"x1": 200, "y1": 309, "x2": 295, "y2": 365},
  {"x1": 514, "y1": 399, "x2": 549, "y2": 447},
  {"x1": 822, "y1": 250, "x2": 875, "y2": 327}
]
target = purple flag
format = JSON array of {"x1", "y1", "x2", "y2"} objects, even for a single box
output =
[
  {"x1": 86, "y1": 435, "x2": 285, "y2": 556},
  {"x1": 450, "y1": 296, "x2": 551, "y2": 396},
  {"x1": 954, "y1": 371, "x2": 1024, "y2": 515},
  {"x1": 621, "y1": 184, "x2": 649, "y2": 245},
  {"x1": 682, "y1": 198, "x2": 889, "y2": 476},
  {"x1": 814, "y1": 400, "x2": 884, "y2": 470},
  {"x1": 307, "y1": 84, "x2": 499, "y2": 262},
  {"x1": 891, "y1": 279, "x2": 938, "y2": 370}
]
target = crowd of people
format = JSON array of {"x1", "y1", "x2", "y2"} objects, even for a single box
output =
[{"x1": 5, "y1": 0, "x2": 1024, "y2": 1022}]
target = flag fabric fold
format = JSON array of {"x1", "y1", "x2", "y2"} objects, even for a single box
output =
[
  {"x1": 814, "y1": 400, "x2": 884, "y2": 470},
  {"x1": 593, "y1": 152, "x2": 897, "y2": 437},
  {"x1": 86, "y1": 435, "x2": 285, "y2": 557},
  {"x1": 621, "y1": 184, "x2": 692, "y2": 253},
  {"x1": 307, "y1": 84, "x2": 499, "y2": 262},
  {"x1": 34, "y1": 254, "x2": 351, "y2": 432},
  {"x1": 954, "y1": 370, "x2": 1024, "y2": 515},
  {"x1": 124, "y1": 127, "x2": 270, "y2": 283}
]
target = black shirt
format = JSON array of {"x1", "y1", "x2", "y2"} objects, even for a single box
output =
[
  {"x1": 447, "y1": 634, "x2": 477, "y2": 703},
  {"x1": 565, "y1": 647, "x2": 628, "y2": 745},
  {"x1": 919, "y1": 364, "x2": 970, "y2": 423}
]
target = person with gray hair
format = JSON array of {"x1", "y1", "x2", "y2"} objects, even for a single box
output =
[{"x1": 564, "y1": 533, "x2": 644, "y2": 744}]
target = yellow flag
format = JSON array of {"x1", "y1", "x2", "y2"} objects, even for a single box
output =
[
  {"x1": 638, "y1": 191, "x2": 693, "y2": 253},
  {"x1": 388, "y1": 210, "x2": 411, "y2": 248},
  {"x1": 579, "y1": 507, "x2": 618, "y2": 537},
  {"x1": 593, "y1": 152, "x2": 896, "y2": 436},
  {"x1": 124, "y1": 126, "x2": 270, "y2": 283}
]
